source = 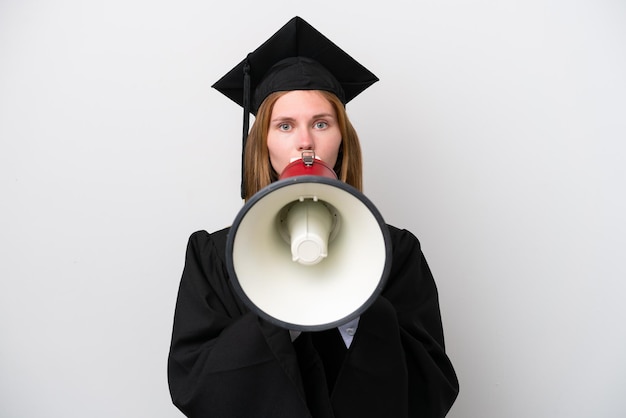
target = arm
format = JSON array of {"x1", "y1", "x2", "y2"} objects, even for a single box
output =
[
  {"x1": 388, "y1": 226, "x2": 459, "y2": 417},
  {"x1": 167, "y1": 230, "x2": 310, "y2": 418},
  {"x1": 332, "y1": 226, "x2": 459, "y2": 418}
]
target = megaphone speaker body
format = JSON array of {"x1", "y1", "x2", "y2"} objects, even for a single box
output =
[{"x1": 226, "y1": 175, "x2": 392, "y2": 332}]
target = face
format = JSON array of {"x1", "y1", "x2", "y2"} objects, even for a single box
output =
[{"x1": 267, "y1": 90, "x2": 342, "y2": 176}]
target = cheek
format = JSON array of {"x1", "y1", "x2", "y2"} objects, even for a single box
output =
[
  {"x1": 318, "y1": 136, "x2": 342, "y2": 167},
  {"x1": 267, "y1": 136, "x2": 288, "y2": 173},
  {"x1": 268, "y1": 153, "x2": 283, "y2": 174}
]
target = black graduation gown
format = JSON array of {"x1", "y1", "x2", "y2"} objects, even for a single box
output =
[{"x1": 168, "y1": 225, "x2": 459, "y2": 418}]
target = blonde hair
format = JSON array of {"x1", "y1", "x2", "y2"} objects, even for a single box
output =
[{"x1": 242, "y1": 90, "x2": 363, "y2": 200}]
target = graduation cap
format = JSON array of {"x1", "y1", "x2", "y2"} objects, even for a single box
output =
[{"x1": 212, "y1": 16, "x2": 379, "y2": 198}]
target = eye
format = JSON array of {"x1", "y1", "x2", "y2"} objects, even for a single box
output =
[
  {"x1": 314, "y1": 121, "x2": 328, "y2": 129},
  {"x1": 278, "y1": 123, "x2": 291, "y2": 131}
]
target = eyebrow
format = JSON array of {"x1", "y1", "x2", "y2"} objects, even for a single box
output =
[{"x1": 270, "y1": 113, "x2": 336, "y2": 123}]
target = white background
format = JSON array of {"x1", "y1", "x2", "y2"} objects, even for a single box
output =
[{"x1": 1, "y1": 1, "x2": 625, "y2": 417}]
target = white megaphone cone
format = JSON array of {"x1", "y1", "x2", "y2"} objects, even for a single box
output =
[{"x1": 226, "y1": 152, "x2": 392, "y2": 331}]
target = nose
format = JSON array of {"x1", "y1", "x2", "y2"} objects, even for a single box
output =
[{"x1": 297, "y1": 129, "x2": 314, "y2": 151}]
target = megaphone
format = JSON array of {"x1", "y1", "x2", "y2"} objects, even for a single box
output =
[{"x1": 226, "y1": 153, "x2": 392, "y2": 331}]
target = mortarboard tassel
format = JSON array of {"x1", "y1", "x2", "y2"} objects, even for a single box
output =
[{"x1": 241, "y1": 56, "x2": 251, "y2": 199}]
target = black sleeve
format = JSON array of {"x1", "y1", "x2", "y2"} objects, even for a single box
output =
[
  {"x1": 167, "y1": 230, "x2": 311, "y2": 418},
  {"x1": 331, "y1": 226, "x2": 459, "y2": 418}
]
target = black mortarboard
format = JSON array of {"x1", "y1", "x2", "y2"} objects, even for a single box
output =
[{"x1": 212, "y1": 16, "x2": 378, "y2": 198}]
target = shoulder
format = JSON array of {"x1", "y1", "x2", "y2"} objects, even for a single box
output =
[
  {"x1": 188, "y1": 227, "x2": 231, "y2": 245},
  {"x1": 185, "y1": 227, "x2": 232, "y2": 264},
  {"x1": 386, "y1": 224, "x2": 422, "y2": 252},
  {"x1": 384, "y1": 224, "x2": 431, "y2": 285}
]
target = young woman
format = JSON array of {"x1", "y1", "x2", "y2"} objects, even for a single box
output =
[{"x1": 168, "y1": 17, "x2": 459, "y2": 418}]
